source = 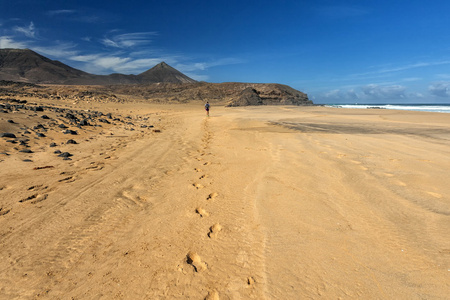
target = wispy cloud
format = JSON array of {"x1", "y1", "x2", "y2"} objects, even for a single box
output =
[
  {"x1": 13, "y1": 21, "x2": 36, "y2": 38},
  {"x1": 33, "y1": 42, "x2": 79, "y2": 58},
  {"x1": 47, "y1": 10, "x2": 76, "y2": 16},
  {"x1": 101, "y1": 32, "x2": 157, "y2": 48},
  {"x1": 175, "y1": 58, "x2": 244, "y2": 72},
  {"x1": 0, "y1": 36, "x2": 28, "y2": 48},
  {"x1": 354, "y1": 60, "x2": 450, "y2": 77},
  {"x1": 46, "y1": 9, "x2": 109, "y2": 23}
]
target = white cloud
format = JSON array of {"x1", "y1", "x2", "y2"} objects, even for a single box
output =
[
  {"x1": 175, "y1": 58, "x2": 244, "y2": 72},
  {"x1": 101, "y1": 32, "x2": 157, "y2": 48},
  {"x1": 13, "y1": 21, "x2": 36, "y2": 38},
  {"x1": 95, "y1": 56, "x2": 131, "y2": 70},
  {"x1": 429, "y1": 82, "x2": 450, "y2": 97},
  {"x1": 47, "y1": 10, "x2": 76, "y2": 16},
  {"x1": 361, "y1": 84, "x2": 406, "y2": 99},
  {"x1": 317, "y1": 84, "x2": 411, "y2": 103},
  {"x1": 33, "y1": 42, "x2": 78, "y2": 58},
  {"x1": 0, "y1": 36, "x2": 28, "y2": 48},
  {"x1": 70, "y1": 54, "x2": 100, "y2": 62}
]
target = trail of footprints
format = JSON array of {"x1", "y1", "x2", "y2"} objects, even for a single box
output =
[{"x1": 184, "y1": 120, "x2": 253, "y2": 299}]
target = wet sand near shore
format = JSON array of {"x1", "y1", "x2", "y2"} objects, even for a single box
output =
[{"x1": 1, "y1": 102, "x2": 449, "y2": 299}]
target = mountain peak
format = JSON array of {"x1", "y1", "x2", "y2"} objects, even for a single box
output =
[
  {"x1": 137, "y1": 62, "x2": 197, "y2": 84},
  {"x1": 0, "y1": 49, "x2": 196, "y2": 84}
]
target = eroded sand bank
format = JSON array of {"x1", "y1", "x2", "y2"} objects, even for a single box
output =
[{"x1": 1, "y1": 102, "x2": 449, "y2": 299}]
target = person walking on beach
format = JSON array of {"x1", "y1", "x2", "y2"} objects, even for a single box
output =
[{"x1": 205, "y1": 101, "x2": 210, "y2": 117}]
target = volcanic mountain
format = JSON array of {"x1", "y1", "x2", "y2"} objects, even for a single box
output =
[{"x1": 0, "y1": 48, "x2": 196, "y2": 85}]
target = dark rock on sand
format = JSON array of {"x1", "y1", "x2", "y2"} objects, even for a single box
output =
[
  {"x1": 37, "y1": 133, "x2": 46, "y2": 137},
  {"x1": 7, "y1": 119, "x2": 15, "y2": 123},
  {"x1": 49, "y1": 143, "x2": 57, "y2": 147},
  {"x1": 65, "y1": 113, "x2": 78, "y2": 121},
  {"x1": 63, "y1": 129, "x2": 78, "y2": 135},
  {"x1": 58, "y1": 152, "x2": 73, "y2": 158},
  {"x1": 54, "y1": 150, "x2": 62, "y2": 154},
  {"x1": 79, "y1": 119, "x2": 90, "y2": 126},
  {"x1": 19, "y1": 149, "x2": 33, "y2": 153},
  {"x1": 1, "y1": 133, "x2": 16, "y2": 138},
  {"x1": 66, "y1": 139, "x2": 77, "y2": 144},
  {"x1": 41, "y1": 115, "x2": 50, "y2": 119},
  {"x1": 58, "y1": 124, "x2": 68, "y2": 129}
]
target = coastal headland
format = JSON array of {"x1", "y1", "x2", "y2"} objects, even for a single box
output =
[{"x1": 1, "y1": 92, "x2": 449, "y2": 299}]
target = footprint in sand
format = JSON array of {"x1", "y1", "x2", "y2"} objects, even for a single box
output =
[
  {"x1": 247, "y1": 276, "x2": 255, "y2": 286},
  {"x1": 199, "y1": 174, "x2": 208, "y2": 180},
  {"x1": 194, "y1": 168, "x2": 202, "y2": 173},
  {"x1": 19, "y1": 193, "x2": 48, "y2": 204},
  {"x1": 207, "y1": 192, "x2": 218, "y2": 201},
  {"x1": 196, "y1": 207, "x2": 209, "y2": 217},
  {"x1": 186, "y1": 251, "x2": 207, "y2": 272},
  {"x1": 85, "y1": 162, "x2": 104, "y2": 171},
  {"x1": 208, "y1": 223, "x2": 222, "y2": 239},
  {"x1": 203, "y1": 162, "x2": 211, "y2": 166},
  {"x1": 58, "y1": 176, "x2": 76, "y2": 183},
  {"x1": 205, "y1": 290, "x2": 219, "y2": 300},
  {"x1": 27, "y1": 184, "x2": 48, "y2": 191},
  {"x1": 117, "y1": 186, "x2": 147, "y2": 206},
  {"x1": 193, "y1": 183, "x2": 204, "y2": 189},
  {"x1": 0, "y1": 207, "x2": 11, "y2": 216}
]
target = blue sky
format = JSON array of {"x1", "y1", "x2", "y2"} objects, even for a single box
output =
[{"x1": 1, "y1": 0, "x2": 450, "y2": 104}]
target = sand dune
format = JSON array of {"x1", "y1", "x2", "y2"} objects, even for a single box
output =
[{"x1": 1, "y1": 102, "x2": 449, "y2": 299}]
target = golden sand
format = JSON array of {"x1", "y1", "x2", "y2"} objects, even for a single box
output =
[{"x1": 1, "y1": 101, "x2": 449, "y2": 299}]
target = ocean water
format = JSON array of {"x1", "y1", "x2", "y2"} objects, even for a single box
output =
[{"x1": 326, "y1": 104, "x2": 450, "y2": 113}]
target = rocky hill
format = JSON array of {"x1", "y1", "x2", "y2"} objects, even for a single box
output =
[
  {"x1": 0, "y1": 49, "x2": 312, "y2": 106},
  {"x1": 0, "y1": 80, "x2": 312, "y2": 106},
  {"x1": 0, "y1": 49, "x2": 196, "y2": 85}
]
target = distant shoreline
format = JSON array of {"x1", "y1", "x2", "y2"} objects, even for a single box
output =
[{"x1": 324, "y1": 103, "x2": 450, "y2": 113}]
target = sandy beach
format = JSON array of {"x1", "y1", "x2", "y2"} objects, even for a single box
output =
[{"x1": 1, "y1": 100, "x2": 449, "y2": 299}]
